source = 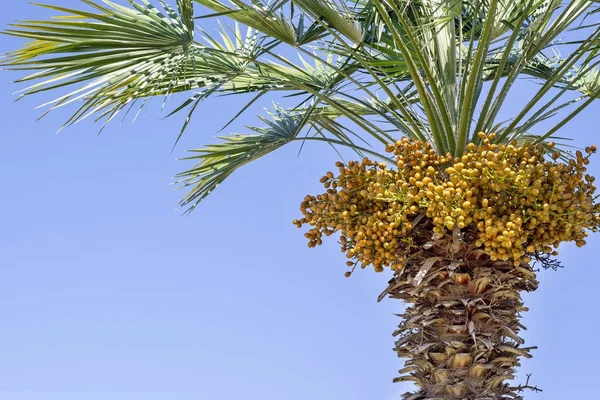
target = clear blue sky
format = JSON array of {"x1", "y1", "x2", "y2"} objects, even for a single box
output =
[{"x1": 1, "y1": 2, "x2": 599, "y2": 399}]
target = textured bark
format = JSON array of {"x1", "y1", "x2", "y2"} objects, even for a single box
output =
[{"x1": 379, "y1": 218, "x2": 539, "y2": 399}]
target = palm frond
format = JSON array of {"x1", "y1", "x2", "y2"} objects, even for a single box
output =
[
  {"x1": 2, "y1": 0, "x2": 199, "y2": 129},
  {"x1": 193, "y1": 0, "x2": 297, "y2": 44},
  {"x1": 176, "y1": 105, "x2": 304, "y2": 210},
  {"x1": 5, "y1": 0, "x2": 600, "y2": 209},
  {"x1": 176, "y1": 103, "x2": 393, "y2": 211},
  {"x1": 292, "y1": 0, "x2": 363, "y2": 44}
]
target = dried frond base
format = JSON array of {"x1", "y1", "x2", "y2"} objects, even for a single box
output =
[{"x1": 381, "y1": 218, "x2": 538, "y2": 400}]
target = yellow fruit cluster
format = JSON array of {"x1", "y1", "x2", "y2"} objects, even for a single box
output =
[{"x1": 294, "y1": 134, "x2": 600, "y2": 272}]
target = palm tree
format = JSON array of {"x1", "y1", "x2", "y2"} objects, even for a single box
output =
[{"x1": 3, "y1": 0, "x2": 600, "y2": 398}]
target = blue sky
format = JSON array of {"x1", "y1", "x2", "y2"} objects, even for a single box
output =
[{"x1": 1, "y1": 1, "x2": 599, "y2": 399}]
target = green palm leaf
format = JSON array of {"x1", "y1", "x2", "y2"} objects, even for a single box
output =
[
  {"x1": 193, "y1": 0, "x2": 297, "y2": 44},
  {"x1": 4, "y1": 0, "x2": 600, "y2": 210},
  {"x1": 176, "y1": 104, "x2": 394, "y2": 210},
  {"x1": 176, "y1": 106, "x2": 305, "y2": 209},
  {"x1": 2, "y1": 0, "x2": 200, "y2": 129}
]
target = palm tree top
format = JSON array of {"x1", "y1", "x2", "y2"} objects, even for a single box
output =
[{"x1": 2, "y1": 0, "x2": 600, "y2": 210}]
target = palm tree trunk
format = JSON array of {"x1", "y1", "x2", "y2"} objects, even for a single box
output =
[{"x1": 380, "y1": 218, "x2": 539, "y2": 399}]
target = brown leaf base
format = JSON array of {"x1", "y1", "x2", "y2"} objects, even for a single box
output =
[{"x1": 380, "y1": 218, "x2": 539, "y2": 399}]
